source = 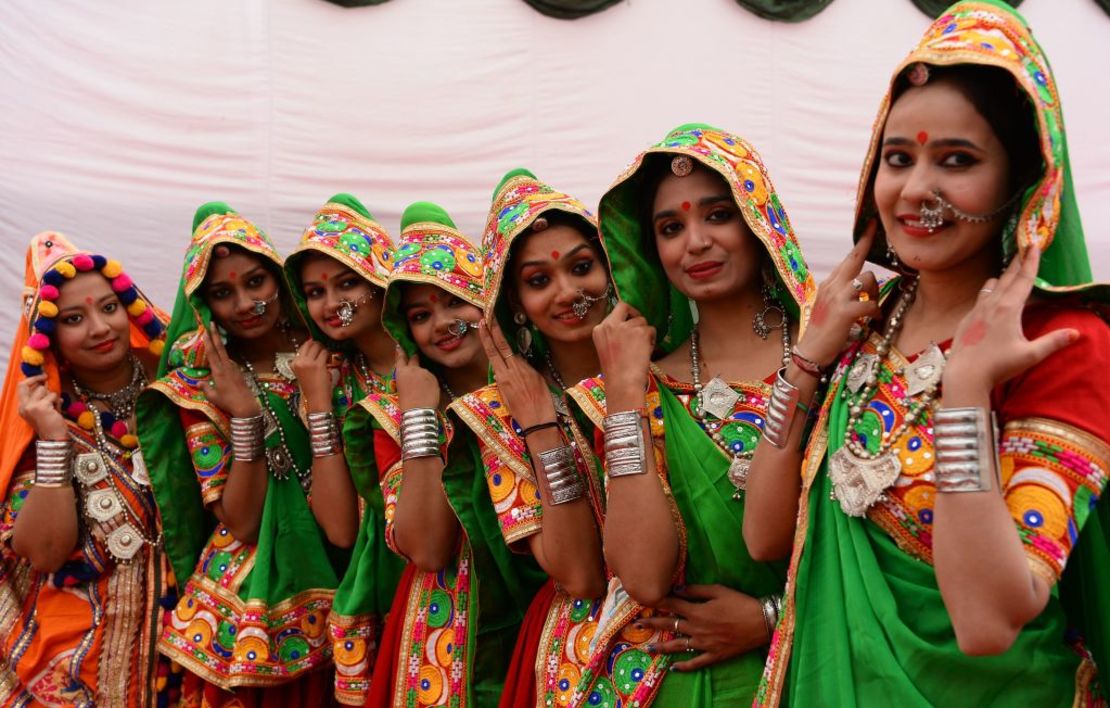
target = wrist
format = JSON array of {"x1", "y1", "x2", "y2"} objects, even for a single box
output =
[{"x1": 940, "y1": 368, "x2": 992, "y2": 405}]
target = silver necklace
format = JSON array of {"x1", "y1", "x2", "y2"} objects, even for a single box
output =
[
  {"x1": 71, "y1": 354, "x2": 147, "y2": 421},
  {"x1": 356, "y1": 353, "x2": 390, "y2": 395},
  {"x1": 242, "y1": 359, "x2": 312, "y2": 494},
  {"x1": 543, "y1": 352, "x2": 571, "y2": 417},
  {"x1": 690, "y1": 318, "x2": 790, "y2": 498},
  {"x1": 827, "y1": 278, "x2": 946, "y2": 517}
]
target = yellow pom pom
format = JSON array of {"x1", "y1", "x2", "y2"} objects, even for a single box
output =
[
  {"x1": 55, "y1": 261, "x2": 76, "y2": 279},
  {"x1": 148, "y1": 339, "x2": 165, "y2": 357},
  {"x1": 37, "y1": 301, "x2": 58, "y2": 318},
  {"x1": 77, "y1": 411, "x2": 95, "y2": 430},
  {"x1": 102, "y1": 259, "x2": 123, "y2": 278},
  {"x1": 21, "y1": 347, "x2": 44, "y2": 366},
  {"x1": 120, "y1": 434, "x2": 139, "y2": 449},
  {"x1": 127, "y1": 299, "x2": 148, "y2": 316}
]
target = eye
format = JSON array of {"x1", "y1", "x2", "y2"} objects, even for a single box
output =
[
  {"x1": 102, "y1": 301, "x2": 119, "y2": 314},
  {"x1": 656, "y1": 220, "x2": 683, "y2": 238},
  {"x1": 883, "y1": 150, "x2": 913, "y2": 168},
  {"x1": 940, "y1": 152, "x2": 979, "y2": 168},
  {"x1": 570, "y1": 259, "x2": 594, "y2": 276},
  {"x1": 304, "y1": 286, "x2": 323, "y2": 299},
  {"x1": 448, "y1": 296, "x2": 466, "y2": 309},
  {"x1": 525, "y1": 272, "x2": 550, "y2": 289},
  {"x1": 408, "y1": 310, "x2": 429, "y2": 324},
  {"x1": 209, "y1": 287, "x2": 231, "y2": 300},
  {"x1": 706, "y1": 207, "x2": 735, "y2": 223},
  {"x1": 62, "y1": 313, "x2": 83, "y2": 325},
  {"x1": 340, "y1": 276, "x2": 362, "y2": 290},
  {"x1": 247, "y1": 274, "x2": 267, "y2": 289}
]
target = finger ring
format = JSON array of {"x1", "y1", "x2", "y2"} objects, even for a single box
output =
[
  {"x1": 504, "y1": 352, "x2": 516, "y2": 359},
  {"x1": 685, "y1": 636, "x2": 692, "y2": 652},
  {"x1": 672, "y1": 617, "x2": 680, "y2": 633},
  {"x1": 851, "y1": 277, "x2": 864, "y2": 292},
  {"x1": 979, "y1": 288, "x2": 993, "y2": 294}
]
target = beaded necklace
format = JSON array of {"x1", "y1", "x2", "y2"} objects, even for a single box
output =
[
  {"x1": 71, "y1": 353, "x2": 146, "y2": 421},
  {"x1": 827, "y1": 277, "x2": 946, "y2": 517},
  {"x1": 356, "y1": 352, "x2": 392, "y2": 396},
  {"x1": 242, "y1": 358, "x2": 312, "y2": 494},
  {"x1": 543, "y1": 352, "x2": 571, "y2": 417},
  {"x1": 690, "y1": 317, "x2": 791, "y2": 498}
]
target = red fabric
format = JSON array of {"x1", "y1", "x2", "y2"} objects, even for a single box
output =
[
  {"x1": 364, "y1": 563, "x2": 418, "y2": 708},
  {"x1": 498, "y1": 579, "x2": 557, "y2": 708},
  {"x1": 374, "y1": 428, "x2": 401, "y2": 480},
  {"x1": 181, "y1": 666, "x2": 337, "y2": 707},
  {"x1": 993, "y1": 304, "x2": 1110, "y2": 441}
]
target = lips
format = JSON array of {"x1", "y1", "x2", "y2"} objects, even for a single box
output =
[
  {"x1": 237, "y1": 315, "x2": 265, "y2": 329},
  {"x1": 435, "y1": 334, "x2": 463, "y2": 352},
  {"x1": 325, "y1": 316, "x2": 344, "y2": 328},
  {"x1": 897, "y1": 214, "x2": 947, "y2": 238},
  {"x1": 552, "y1": 310, "x2": 584, "y2": 325},
  {"x1": 685, "y1": 261, "x2": 724, "y2": 280},
  {"x1": 89, "y1": 338, "x2": 118, "y2": 354}
]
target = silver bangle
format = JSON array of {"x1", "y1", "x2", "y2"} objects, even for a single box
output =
[
  {"x1": 603, "y1": 410, "x2": 646, "y2": 478},
  {"x1": 759, "y1": 594, "x2": 782, "y2": 641},
  {"x1": 934, "y1": 407, "x2": 998, "y2": 493},
  {"x1": 230, "y1": 414, "x2": 265, "y2": 462},
  {"x1": 764, "y1": 367, "x2": 802, "y2": 449},
  {"x1": 307, "y1": 411, "x2": 341, "y2": 458},
  {"x1": 401, "y1": 408, "x2": 442, "y2": 461},
  {"x1": 34, "y1": 439, "x2": 73, "y2": 488},
  {"x1": 537, "y1": 445, "x2": 584, "y2": 505}
]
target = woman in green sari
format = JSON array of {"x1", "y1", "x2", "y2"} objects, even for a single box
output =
[
  {"x1": 136, "y1": 203, "x2": 358, "y2": 704},
  {"x1": 566, "y1": 123, "x2": 815, "y2": 706},
  {"x1": 745, "y1": 2, "x2": 1110, "y2": 705},
  {"x1": 284, "y1": 193, "x2": 405, "y2": 705},
  {"x1": 343, "y1": 201, "x2": 546, "y2": 707}
]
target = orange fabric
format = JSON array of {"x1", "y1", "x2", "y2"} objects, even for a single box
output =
[
  {"x1": 364, "y1": 563, "x2": 418, "y2": 708},
  {"x1": 498, "y1": 579, "x2": 556, "y2": 708}
]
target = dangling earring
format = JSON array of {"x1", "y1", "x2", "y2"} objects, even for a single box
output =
[
  {"x1": 885, "y1": 240, "x2": 901, "y2": 270},
  {"x1": 753, "y1": 282, "x2": 785, "y2": 340},
  {"x1": 513, "y1": 311, "x2": 533, "y2": 357}
]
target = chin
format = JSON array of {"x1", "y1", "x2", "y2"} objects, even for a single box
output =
[{"x1": 540, "y1": 321, "x2": 594, "y2": 346}]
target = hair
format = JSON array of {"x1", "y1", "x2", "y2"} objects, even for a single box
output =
[{"x1": 892, "y1": 63, "x2": 1043, "y2": 193}]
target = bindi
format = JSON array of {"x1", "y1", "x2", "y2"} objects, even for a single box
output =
[
  {"x1": 916, "y1": 131, "x2": 928, "y2": 146},
  {"x1": 227, "y1": 271, "x2": 238, "y2": 282},
  {"x1": 551, "y1": 250, "x2": 560, "y2": 260},
  {"x1": 681, "y1": 201, "x2": 691, "y2": 212},
  {"x1": 321, "y1": 273, "x2": 329, "y2": 281},
  {"x1": 85, "y1": 296, "x2": 94, "y2": 305},
  {"x1": 429, "y1": 293, "x2": 438, "y2": 304}
]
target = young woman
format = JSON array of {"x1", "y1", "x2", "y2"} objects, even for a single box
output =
[
  {"x1": 136, "y1": 203, "x2": 358, "y2": 705},
  {"x1": 0, "y1": 232, "x2": 177, "y2": 705},
  {"x1": 448, "y1": 169, "x2": 608, "y2": 707},
  {"x1": 744, "y1": 2, "x2": 1110, "y2": 704},
  {"x1": 342, "y1": 201, "x2": 545, "y2": 707},
  {"x1": 284, "y1": 193, "x2": 405, "y2": 705},
  {"x1": 566, "y1": 124, "x2": 815, "y2": 706}
]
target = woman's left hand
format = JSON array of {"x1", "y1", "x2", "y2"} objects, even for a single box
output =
[
  {"x1": 293, "y1": 340, "x2": 334, "y2": 412},
  {"x1": 637, "y1": 584, "x2": 768, "y2": 672},
  {"x1": 478, "y1": 319, "x2": 558, "y2": 429},
  {"x1": 944, "y1": 247, "x2": 1078, "y2": 394}
]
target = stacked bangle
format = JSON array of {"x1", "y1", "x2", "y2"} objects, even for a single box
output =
[
  {"x1": 230, "y1": 414, "x2": 265, "y2": 462},
  {"x1": 603, "y1": 409, "x2": 646, "y2": 478},
  {"x1": 307, "y1": 411, "x2": 341, "y2": 459},
  {"x1": 537, "y1": 445, "x2": 585, "y2": 505},
  {"x1": 34, "y1": 439, "x2": 73, "y2": 488},
  {"x1": 759, "y1": 594, "x2": 783, "y2": 640},
  {"x1": 934, "y1": 407, "x2": 998, "y2": 493},
  {"x1": 764, "y1": 368, "x2": 804, "y2": 449},
  {"x1": 401, "y1": 407, "x2": 442, "y2": 461}
]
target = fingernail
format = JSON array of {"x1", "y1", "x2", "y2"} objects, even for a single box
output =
[{"x1": 1069, "y1": 330, "x2": 1080, "y2": 342}]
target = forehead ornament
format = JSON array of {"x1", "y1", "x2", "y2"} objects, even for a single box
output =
[{"x1": 671, "y1": 155, "x2": 694, "y2": 177}]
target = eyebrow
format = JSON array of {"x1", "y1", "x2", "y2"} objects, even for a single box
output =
[
  {"x1": 883, "y1": 136, "x2": 984, "y2": 150},
  {"x1": 518, "y1": 243, "x2": 594, "y2": 270},
  {"x1": 58, "y1": 293, "x2": 116, "y2": 315},
  {"x1": 653, "y1": 195, "x2": 732, "y2": 222}
]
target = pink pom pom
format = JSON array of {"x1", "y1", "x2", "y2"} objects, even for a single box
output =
[
  {"x1": 27, "y1": 333, "x2": 51, "y2": 351},
  {"x1": 40, "y1": 284, "x2": 59, "y2": 301},
  {"x1": 110, "y1": 274, "x2": 133, "y2": 292},
  {"x1": 135, "y1": 309, "x2": 155, "y2": 326},
  {"x1": 72, "y1": 254, "x2": 95, "y2": 272},
  {"x1": 67, "y1": 400, "x2": 88, "y2": 416},
  {"x1": 111, "y1": 420, "x2": 128, "y2": 438}
]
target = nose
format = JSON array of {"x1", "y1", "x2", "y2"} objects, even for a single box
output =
[
  {"x1": 234, "y1": 289, "x2": 255, "y2": 316},
  {"x1": 900, "y1": 160, "x2": 938, "y2": 207},
  {"x1": 86, "y1": 310, "x2": 112, "y2": 338},
  {"x1": 686, "y1": 220, "x2": 712, "y2": 254},
  {"x1": 552, "y1": 273, "x2": 579, "y2": 306}
]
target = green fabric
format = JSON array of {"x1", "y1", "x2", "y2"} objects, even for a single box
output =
[
  {"x1": 785, "y1": 373, "x2": 1084, "y2": 705},
  {"x1": 733, "y1": 0, "x2": 835, "y2": 22},
  {"x1": 520, "y1": 0, "x2": 621, "y2": 19},
  {"x1": 653, "y1": 383, "x2": 786, "y2": 705},
  {"x1": 911, "y1": 0, "x2": 1020, "y2": 16},
  {"x1": 400, "y1": 201, "x2": 457, "y2": 231}
]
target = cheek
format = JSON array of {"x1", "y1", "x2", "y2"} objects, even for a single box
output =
[
  {"x1": 518, "y1": 288, "x2": 548, "y2": 320},
  {"x1": 55, "y1": 324, "x2": 85, "y2": 351},
  {"x1": 655, "y1": 237, "x2": 685, "y2": 273}
]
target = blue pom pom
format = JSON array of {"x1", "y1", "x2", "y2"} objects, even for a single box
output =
[
  {"x1": 143, "y1": 320, "x2": 163, "y2": 338},
  {"x1": 34, "y1": 318, "x2": 56, "y2": 334},
  {"x1": 42, "y1": 270, "x2": 64, "y2": 287},
  {"x1": 21, "y1": 363, "x2": 43, "y2": 377},
  {"x1": 99, "y1": 410, "x2": 115, "y2": 428},
  {"x1": 90, "y1": 255, "x2": 107, "y2": 270},
  {"x1": 117, "y1": 288, "x2": 138, "y2": 305}
]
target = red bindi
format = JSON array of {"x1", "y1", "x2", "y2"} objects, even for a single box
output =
[
  {"x1": 551, "y1": 250, "x2": 560, "y2": 260},
  {"x1": 681, "y1": 201, "x2": 691, "y2": 212},
  {"x1": 916, "y1": 131, "x2": 928, "y2": 146},
  {"x1": 321, "y1": 272, "x2": 329, "y2": 281},
  {"x1": 85, "y1": 296, "x2": 94, "y2": 305},
  {"x1": 429, "y1": 293, "x2": 438, "y2": 303},
  {"x1": 228, "y1": 271, "x2": 238, "y2": 282}
]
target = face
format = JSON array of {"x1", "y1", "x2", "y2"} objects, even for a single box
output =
[
  {"x1": 652, "y1": 167, "x2": 763, "y2": 302},
  {"x1": 53, "y1": 271, "x2": 131, "y2": 375},
  {"x1": 510, "y1": 224, "x2": 609, "y2": 345},
  {"x1": 400, "y1": 283, "x2": 486, "y2": 369},
  {"x1": 875, "y1": 79, "x2": 1012, "y2": 273},
  {"x1": 202, "y1": 248, "x2": 284, "y2": 340},
  {"x1": 299, "y1": 253, "x2": 383, "y2": 341}
]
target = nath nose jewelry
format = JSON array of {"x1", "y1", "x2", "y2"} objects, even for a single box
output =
[
  {"x1": 919, "y1": 188, "x2": 1019, "y2": 234},
  {"x1": 448, "y1": 319, "x2": 479, "y2": 338},
  {"x1": 571, "y1": 284, "x2": 612, "y2": 320},
  {"x1": 251, "y1": 292, "x2": 280, "y2": 316},
  {"x1": 336, "y1": 292, "x2": 374, "y2": 327}
]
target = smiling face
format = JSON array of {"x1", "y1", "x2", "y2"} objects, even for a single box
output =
[
  {"x1": 299, "y1": 253, "x2": 382, "y2": 341},
  {"x1": 875, "y1": 78, "x2": 1013, "y2": 274},
  {"x1": 202, "y1": 247, "x2": 283, "y2": 340},
  {"x1": 53, "y1": 271, "x2": 131, "y2": 376},
  {"x1": 651, "y1": 166, "x2": 763, "y2": 303},
  {"x1": 400, "y1": 283, "x2": 486, "y2": 370},
  {"x1": 509, "y1": 222, "x2": 609, "y2": 345}
]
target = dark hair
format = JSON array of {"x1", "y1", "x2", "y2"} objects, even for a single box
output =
[{"x1": 892, "y1": 63, "x2": 1042, "y2": 192}]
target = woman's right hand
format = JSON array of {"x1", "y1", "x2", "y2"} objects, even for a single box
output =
[
  {"x1": 201, "y1": 323, "x2": 262, "y2": 418},
  {"x1": 592, "y1": 302, "x2": 655, "y2": 400},
  {"x1": 795, "y1": 223, "x2": 883, "y2": 368},
  {"x1": 17, "y1": 375, "x2": 68, "y2": 441},
  {"x1": 395, "y1": 347, "x2": 442, "y2": 411}
]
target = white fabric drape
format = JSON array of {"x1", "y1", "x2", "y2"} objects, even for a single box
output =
[{"x1": 1, "y1": 0, "x2": 1108, "y2": 369}]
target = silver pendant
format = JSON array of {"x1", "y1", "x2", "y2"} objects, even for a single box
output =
[
  {"x1": 267, "y1": 445, "x2": 293, "y2": 479},
  {"x1": 86, "y1": 488, "x2": 123, "y2": 522},
  {"x1": 846, "y1": 353, "x2": 878, "y2": 394},
  {"x1": 728, "y1": 457, "x2": 750, "y2": 499},
  {"x1": 75, "y1": 451, "x2": 108, "y2": 486},
  {"x1": 551, "y1": 391, "x2": 569, "y2": 418},
  {"x1": 700, "y1": 377, "x2": 740, "y2": 420},
  {"x1": 904, "y1": 343, "x2": 946, "y2": 397},
  {"x1": 107, "y1": 523, "x2": 143, "y2": 562},
  {"x1": 274, "y1": 352, "x2": 297, "y2": 382},
  {"x1": 130, "y1": 449, "x2": 150, "y2": 486},
  {"x1": 828, "y1": 446, "x2": 901, "y2": 517}
]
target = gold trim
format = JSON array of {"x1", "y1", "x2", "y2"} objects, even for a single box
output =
[
  {"x1": 355, "y1": 395, "x2": 401, "y2": 446},
  {"x1": 146, "y1": 378, "x2": 231, "y2": 439},
  {"x1": 287, "y1": 240, "x2": 388, "y2": 291},
  {"x1": 1004, "y1": 417, "x2": 1110, "y2": 465},
  {"x1": 449, "y1": 390, "x2": 537, "y2": 484},
  {"x1": 564, "y1": 384, "x2": 606, "y2": 430}
]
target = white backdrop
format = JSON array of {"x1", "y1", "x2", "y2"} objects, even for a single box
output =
[{"x1": 2, "y1": 0, "x2": 1108, "y2": 369}]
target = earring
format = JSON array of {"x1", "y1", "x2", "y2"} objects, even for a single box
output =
[
  {"x1": 513, "y1": 311, "x2": 533, "y2": 356},
  {"x1": 885, "y1": 240, "x2": 900, "y2": 270},
  {"x1": 753, "y1": 283, "x2": 785, "y2": 340}
]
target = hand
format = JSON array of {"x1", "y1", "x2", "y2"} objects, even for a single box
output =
[
  {"x1": 795, "y1": 223, "x2": 882, "y2": 368},
  {"x1": 636, "y1": 584, "x2": 768, "y2": 672},
  {"x1": 592, "y1": 302, "x2": 655, "y2": 400},
  {"x1": 944, "y1": 247, "x2": 1078, "y2": 394},
  {"x1": 394, "y1": 347, "x2": 442, "y2": 411},
  {"x1": 201, "y1": 323, "x2": 261, "y2": 418},
  {"x1": 478, "y1": 320, "x2": 558, "y2": 429},
  {"x1": 17, "y1": 375, "x2": 68, "y2": 441},
  {"x1": 292, "y1": 340, "x2": 334, "y2": 412}
]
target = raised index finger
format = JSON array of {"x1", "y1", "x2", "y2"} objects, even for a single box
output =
[
  {"x1": 477, "y1": 321, "x2": 504, "y2": 370},
  {"x1": 836, "y1": 224, "x2": 876, "y2": 281}
]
